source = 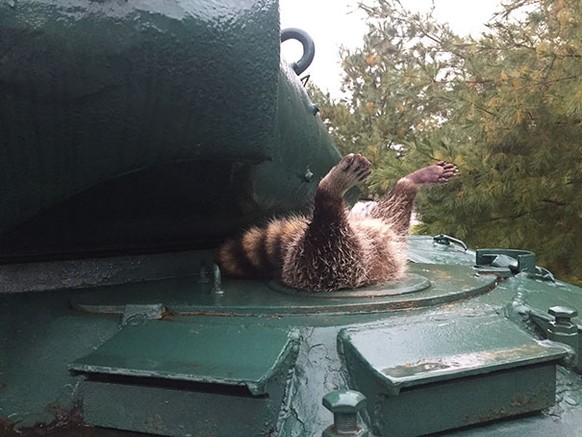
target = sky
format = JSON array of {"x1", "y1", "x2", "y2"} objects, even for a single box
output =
[{"x1": 280, "y1": 0, "x2": 502, "y2": 97}]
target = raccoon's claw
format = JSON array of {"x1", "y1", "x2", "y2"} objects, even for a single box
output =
[
  {"x1": 339, "y1": 153, "x2": 371, "y2": 182},
  {"x1": 319, "y1": 153, "x2": 372, "y2": 195},
  {"x1": 436, "y1": 162, "x2": 457, "y2": 183}
]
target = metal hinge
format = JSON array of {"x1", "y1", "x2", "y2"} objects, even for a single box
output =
[{"x1": 519, "y1": 305, "x2": 582, "y2": 373}]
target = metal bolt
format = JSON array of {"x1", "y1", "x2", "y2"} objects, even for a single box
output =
[
  {"x1": 548, "y1": 306, "x2": 578, "y2": 325},
  {"x1": 212, "y1": 263, "x2": 224, "y2": 295},
  {"x1": 548, "y1": 306, "x2": 578, "y2": 337},
  {"x1": 322, "y1": 390, "x2": 367, "y2": 437}
]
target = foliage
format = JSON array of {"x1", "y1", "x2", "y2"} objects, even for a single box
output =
[{"x1": 311, "y1": 0, "x2": 582, "y2": 284}]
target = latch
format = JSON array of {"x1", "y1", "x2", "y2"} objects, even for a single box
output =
[
  {"x1": 475, "y1": 249, "x2": 555, "y2": 281},
  {"x1": 524, "y1": 305, "x2": 582, "y2": 373}
]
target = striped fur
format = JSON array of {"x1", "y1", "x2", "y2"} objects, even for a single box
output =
[
  {"x1": 217, "y1": 154, "x2": 456, "y2": 292},
  {"x1": 218, "y1": 216, "x2": 309, "y2": 278}
]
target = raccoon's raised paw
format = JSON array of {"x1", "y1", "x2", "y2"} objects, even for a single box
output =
[
  {"x1": 407, "y1": 161, "x2": 457, "y2": 185},
  {"x1": 321, "y1": 153, "x2": 372, "y2": 194},
  {"x1": 337, "y1": 153, "x2": 372, "y2": 187},
  {"x1": 339, "y1": 153, "x2": 372, "y2": 180}
]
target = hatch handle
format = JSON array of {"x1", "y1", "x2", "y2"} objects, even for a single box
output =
[{"x1": 433, "y1": 234, "x2": 468, "y2": 251}]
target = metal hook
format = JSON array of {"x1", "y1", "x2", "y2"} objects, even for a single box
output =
[{"x1": 281, "y1": 28, "x2": 316, "y2": 76}]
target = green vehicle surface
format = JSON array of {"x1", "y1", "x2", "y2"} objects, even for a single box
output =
[{"x1": 1, "y1": 1, "x2": 581, "y2": 436}]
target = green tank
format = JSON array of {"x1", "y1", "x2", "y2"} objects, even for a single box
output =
[{"x1": 1, "y1": 1, "x2": 582, "y2": 437}]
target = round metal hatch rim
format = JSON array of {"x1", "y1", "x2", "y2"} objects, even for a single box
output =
[
  {"x1": 268, "y1": 273, "x2": 431, "y2": 298},
  {"x1": 70, "y1": 264, "x2": 498, "y2": 317}
]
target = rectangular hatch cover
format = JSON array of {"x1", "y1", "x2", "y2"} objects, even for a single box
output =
[
  {"x1": 70, "y1": 321, "x2": 299, "y2": 396},
  {"x1": 339, "y1": 314, "x2": 568, "y2": 436}
]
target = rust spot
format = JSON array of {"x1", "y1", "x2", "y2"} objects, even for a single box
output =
[
  {"x1": 383, "y1": 361, "x2": 451, "y2": 377},
  {"x1": 1, "y1": 409, "x2": 146, "y2": 435},
  {"x1": 462, "y1": 407, "x2": 509, "y2": 424},
  {"x1": 0, "y1": 418, "x2": 16, "y2": 436},
  {"x1": 509, "y1": 388, "x2": 549, "y2": 410},
  {"x1": 0, "y1": 408, "x2": 85, "y2": 436},
  {"x1": 160, "y1": 308, "x2": 176, "y2": 320},
  {"x1": 433, "y1": 271, "x2": 454, "y2": 281},
  {"x1": 461, "y1": 389, "x2": 549, "y2": 425}
]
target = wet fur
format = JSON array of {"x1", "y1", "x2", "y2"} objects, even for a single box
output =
[{"x1": 218, "y1": 154, "x2": 456, "y2": 292}]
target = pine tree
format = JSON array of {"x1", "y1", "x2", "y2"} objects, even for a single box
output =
[{"x1": 312, "y1": 0, "x2": 582, "y2": 284}]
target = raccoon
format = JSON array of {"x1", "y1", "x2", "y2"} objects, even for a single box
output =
[{"x1": 218, "y1": 153, "x2": 456, "y2": 292}]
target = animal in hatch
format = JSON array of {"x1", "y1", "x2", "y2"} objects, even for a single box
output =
[{"x1": 218, "y1": 153, "x2": 456, "y2": 291}]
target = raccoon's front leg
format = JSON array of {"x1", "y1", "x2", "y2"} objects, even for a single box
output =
[
  {"x1": 281, "y1": 154, "x2": 371, "y2": 291},
  {"x1": 370, "y1": 161, "x2": 457, "y2": 237}
]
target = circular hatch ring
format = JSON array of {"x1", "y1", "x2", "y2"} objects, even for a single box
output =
[{"x1": 269, "y1": 273, "x2": 431, "y2": 298}]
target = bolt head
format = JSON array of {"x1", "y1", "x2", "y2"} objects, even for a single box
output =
[
  {"x1": 322, "y1": 390, "x2": 366, "y2": 413},
  {"x1": 548, "y1": 306, "x2": 578, "y2": 319}
]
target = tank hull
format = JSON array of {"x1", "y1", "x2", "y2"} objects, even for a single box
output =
[{"x1": 2, "y1": 237, "x2": 582, "y2": 436}]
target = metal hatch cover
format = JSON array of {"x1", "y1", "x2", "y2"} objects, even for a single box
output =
[
  {"x1": 69, "y1": 321, "x2": 299, "y2": 396},
  {"x1": 68, "y1": 322, "x2": 300, "y2": 435},
  {"x1": 339, "y1": 314, "x2": 569, "y2": 436}
]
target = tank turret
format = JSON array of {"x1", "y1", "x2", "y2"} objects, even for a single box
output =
[{"x1": 0, "y1": 0, "x2": 340, "y2": 260}]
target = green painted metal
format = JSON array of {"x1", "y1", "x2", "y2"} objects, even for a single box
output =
[
  {"x1": 341, "y1": 315, "x2": 567, "y2": 393},
  {"x1": 81, "y1": 376, "x2": 284, "y2": 436},
  {"x1": 476, "y1": 249, "x2": 537, "y2": 274},
  {"x1": 2, "y1": 237, "x2": 582, "y2": 436},
  {"x1": 67, "y1": 263, "x2": 497, "y2": 316},
  {"x1": 69, "y1": 323, "x2": 299, "y2": 435},
  {"x1": 525, "y1": 305, "x2": 582, "y2": 372},
  {"x1": 338, "y1": 315, "x2": 567, "y2": 436},
  {"x1": 433, "y1": 234, "x2": 469, "y2": 251},
  {"x1": 322, "y1": 390, "x2": 368, "y2": 437},
  {"x1": 70, "y1": 322, "x2": 299, "y2": 396},
  {"x1": 0, "y1": 0, "x2": 341, "y2": 260}
]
